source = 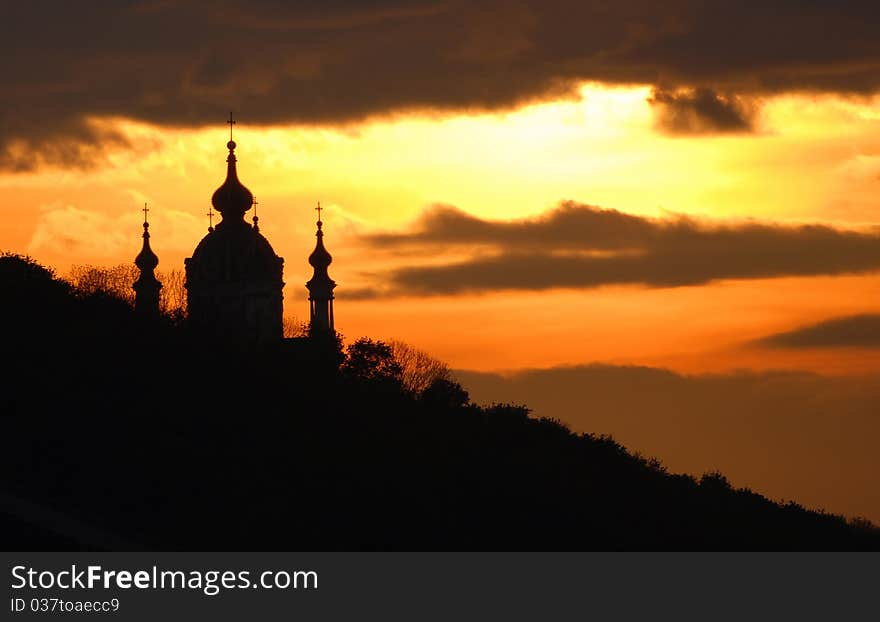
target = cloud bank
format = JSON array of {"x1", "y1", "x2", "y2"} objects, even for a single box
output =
[
  {"x1": 347, "y1": 203, "x2": 880, "y2": 297},
  {"x1": 7, "y1": 1, "x2": 880, "y2": 168},
  {"x1": 760, "y1": 314, "x2": 880, "y2": 348}
]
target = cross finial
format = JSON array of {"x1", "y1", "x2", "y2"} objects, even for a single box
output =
[
  {"x1": 142, "y1": 202, "x2": 150, "y2": 226},
  {"x1": 315, "y1": 201, "x2": 323, "y2": 224},
  {"x1": 206, "y1": 206, "x2": 215, "y2": 232},
  {"x1": 227, "y1": 111, "x2": 236, "y2": 141}
]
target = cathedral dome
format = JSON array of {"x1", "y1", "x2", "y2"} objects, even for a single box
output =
[
  {"x1": 189, "y1": 136, "x2": 282, "y2": 286},
  {"x1": 185, "y1": 128, "x2": 285, "y2": 343},
  {"x1": 188, "y1": 219, "x2": 283, "y2": 285}
]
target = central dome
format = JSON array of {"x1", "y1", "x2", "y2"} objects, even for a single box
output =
[{"x1": 189, "y1": 219, "x2": 282, "y2": 285}]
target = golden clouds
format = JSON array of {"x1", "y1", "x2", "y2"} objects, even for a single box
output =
[{"x1": 2, "y1": 85, "x2": 880, "y2": 374}]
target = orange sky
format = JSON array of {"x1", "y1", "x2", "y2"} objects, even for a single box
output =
[{"x1": 3, "y1": 83, "x2": 880, "y2": 375}]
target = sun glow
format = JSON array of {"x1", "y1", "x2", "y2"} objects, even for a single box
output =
[{"x1": 2, "y1": 83, "x2": 880, "y2": 373}]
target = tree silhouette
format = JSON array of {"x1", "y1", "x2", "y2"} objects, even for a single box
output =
[
  {"x1": 389, "y1": 339, "x2": 453, "y2": 396},
  {"x1": 419, "y1": 377, "x2": 471, "y2": 409},
  {"x1": 342, "y1": 338, "x2": 403, "y2": 386},
  {"x1": 68, "y1": 263, "x2": 187, "y2": 317}
]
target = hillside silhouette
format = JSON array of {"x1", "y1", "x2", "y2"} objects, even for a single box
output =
[{"x1": 1, "y1": 253, "x2": 877, "y2": 551}]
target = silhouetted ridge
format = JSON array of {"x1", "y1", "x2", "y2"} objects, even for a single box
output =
[{"x1": 1, "y1": 253, "x2": 877, "y2": 551}]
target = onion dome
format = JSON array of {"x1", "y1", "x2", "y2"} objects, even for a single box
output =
[
  {"x1": 135, "y1": 222, "x2": 159, "y2": 273},
  {"x1": 211, "y1": 140, "x2": 254, "y2": 220},
  {"x1": 308, "y1": 220, "x2": 333, "y2": 272}
]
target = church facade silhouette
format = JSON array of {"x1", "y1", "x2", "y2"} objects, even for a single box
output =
[{"x1": 133, "y1": 123, "x2": 336, "y2": 340}]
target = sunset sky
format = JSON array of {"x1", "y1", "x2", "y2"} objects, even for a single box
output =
[{"x1": 3, "y1": 1, "x2": 880, "y2": 522}]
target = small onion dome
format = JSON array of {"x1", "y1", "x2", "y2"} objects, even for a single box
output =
[
  {"x1": 134, "y1": 223, "x2": 159, "y2": 272},
  {"x1": 308, "y1": 221, "x2": 333, "y2": 270},
  {"x1": 211, "y1": 140, "x2": 254, "y2": 219}
]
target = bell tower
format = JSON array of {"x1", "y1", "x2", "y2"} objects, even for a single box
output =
[
  {"x1": 133, "y1": 203, "x2": 162, "y2": 317},
  {"x1": 306, "y1": 203, "x2": 336, "y2": 334}
]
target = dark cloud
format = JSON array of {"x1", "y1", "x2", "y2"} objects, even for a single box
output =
[
  {"x1": 759, "y1": 314, "x2": 880, "y2": 348},
  {"x1": 456, "y1": 364, "x2": 880, "y2": 522},
  {"x1": 648, "y1": 88, "x2": 756, "y2": 134},
  {"x1": 0, "y1": 122, "x2": 133, "y2": 173},
  {"x1": 351, "y1": 202, "x2": 880, "y2": 296},
  {"x1": 7, "y1": 1, "x2": 880, "y2": 169}
]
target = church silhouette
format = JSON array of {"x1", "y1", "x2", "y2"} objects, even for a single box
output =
[{"x1": 133, "y1": 117, "x2": 336, "y2": 341}]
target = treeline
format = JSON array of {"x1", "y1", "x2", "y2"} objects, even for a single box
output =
[
  {"x1": 1, "y1": 252, "x2": 877, "y2": 551},
  {"x1": 68, "y1": 263, "x2": 187, "y2": 319},
  {"x1": 65, "y1": 262, "x2": 331, "y2": 339}
]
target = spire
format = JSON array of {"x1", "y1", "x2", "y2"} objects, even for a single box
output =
[
  {"x1": 133, "y1": 203, "x2": 162, "y2": 316},
  {"x1": 210, "y1": 114, "x2": 253, "y2": 222},
  {"x1": 252, "y1": 196, "x2": 259, "y2": 231},
  {"x1": 306, "y1": 202, "x2": 336, "y2": 333}
]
